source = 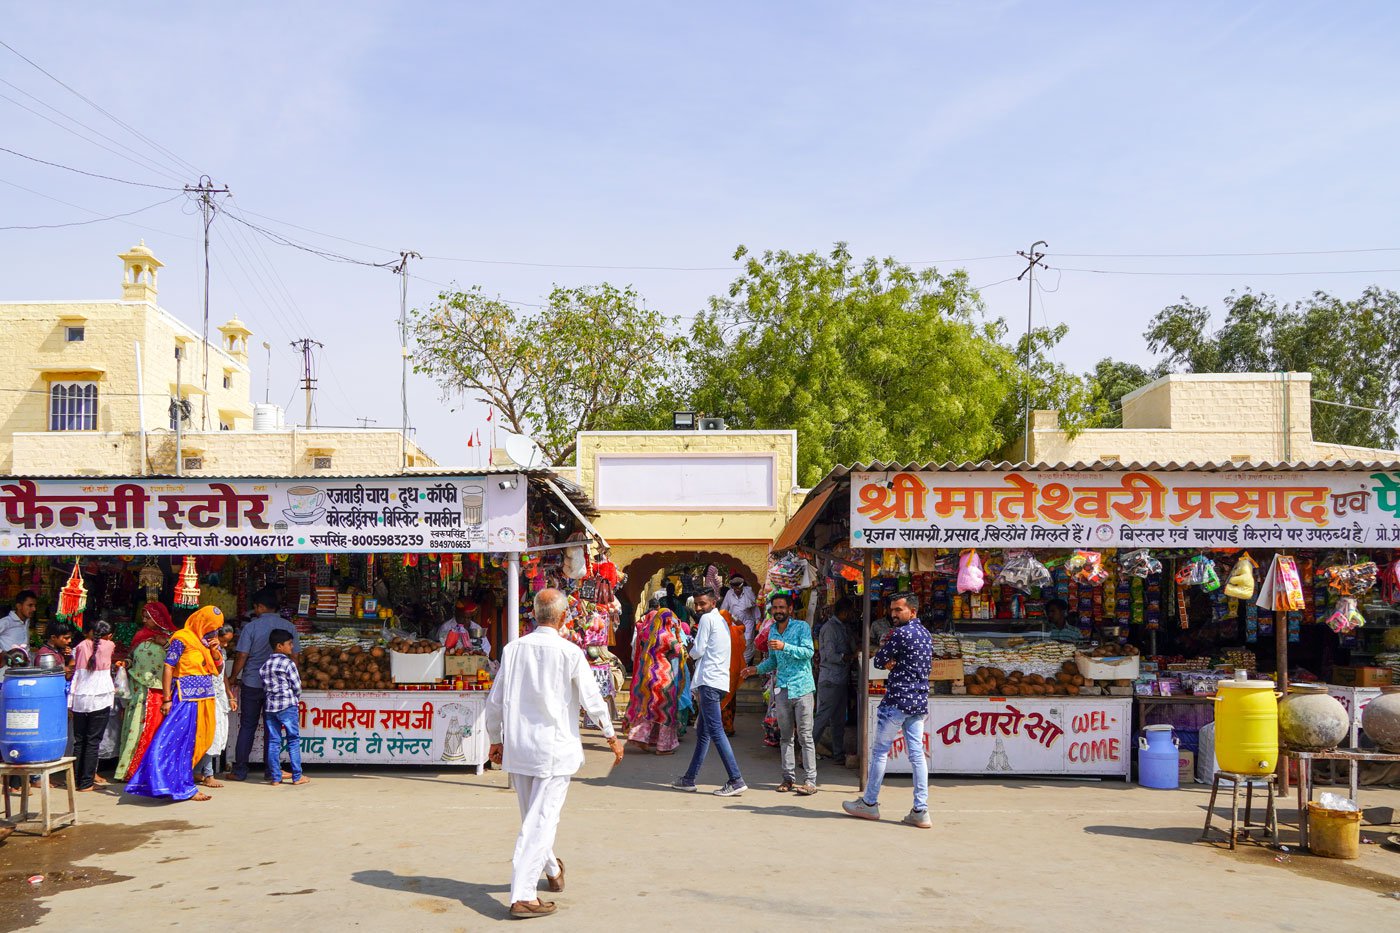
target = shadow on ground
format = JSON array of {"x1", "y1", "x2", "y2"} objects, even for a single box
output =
[{"x1": 351, "y1": 869, "x2": 510, "y2": 920}]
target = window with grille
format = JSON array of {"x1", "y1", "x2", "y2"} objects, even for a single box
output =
[
  {"x1": 182, "y1": 456, "x2": 204, "y2": 471},
  {"x1": 312, "y1": 455, "x2": 333, "y2": 470},
  {"x1": 49, "y1": 382, "x2": 98, "y2": 431}
]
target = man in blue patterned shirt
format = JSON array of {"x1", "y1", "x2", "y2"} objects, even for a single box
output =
[{"x1": 843, "y1": 593, "x2": 932, "y2": 828}]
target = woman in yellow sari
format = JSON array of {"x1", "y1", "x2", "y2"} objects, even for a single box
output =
[{"x1": 124, "y1": 606, "x2": 225, "y2": 802}]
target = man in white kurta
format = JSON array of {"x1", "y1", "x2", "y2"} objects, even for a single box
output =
[{"x1": 485, "y1": 588, "x2": 624, "y2": 919}]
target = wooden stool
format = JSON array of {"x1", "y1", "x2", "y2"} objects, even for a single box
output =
[
  {"x1": 1, "y1": 757, "x2": 78, "y2": 837},
  {"x1": 1200, "y1": 770, "x2": 1277, "y2": 849}
]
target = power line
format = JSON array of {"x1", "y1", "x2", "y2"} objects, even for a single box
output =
[
  {"x1": 0, "y1": 176, "x2": 193, "y2": 240},
  {"x1": 0, "y1": 145, "x2": 181, "y2": 189},
  {"x1": 1056, "y1": 247, "x2": 1400, "y2": 259},
  {"x1": 0, "y1": 38, "x2": 203, "y2": 180},
  {"x1": 219, "y1": 207, "x2": 397, "y2": 268},
  {"x1": 1051, "y1": 265, "x2": 1400, "y2": 278},
  {"x1": 0, "y1": 84, "x2": 187, "y2": 185},
  {"x1": 0, "y1": 192, "x2": 181, "y2": 230}
]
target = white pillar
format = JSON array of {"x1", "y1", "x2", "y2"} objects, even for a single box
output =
[{"x1": 507, "y1": 551, "x2": 521, "y2": 645}]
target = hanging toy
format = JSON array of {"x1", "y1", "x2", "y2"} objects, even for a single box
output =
[
  {"x1": 138, "y1": 558, "x2": 164, "y2": 602},
  {"x1": 55, "y1": 560, "x2": 88, "y2": 629},
  {"x1": 173, "y1": 555, "x2": 201, "y2": 608}
]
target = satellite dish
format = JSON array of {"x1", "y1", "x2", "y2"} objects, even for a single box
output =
[{"x1": 501, "y1": 430, "x2": 545, "y2": 468}]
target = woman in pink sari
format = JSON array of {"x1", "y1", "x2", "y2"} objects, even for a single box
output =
[{"x1": 625, "y1": 606, "x2": 686, "y2": 754}]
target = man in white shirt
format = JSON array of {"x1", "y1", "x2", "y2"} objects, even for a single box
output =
[
  {"x1": 672, "y1": 589, "x2": 748, "y2": 796},
  {"x1": 485, "y1": 588, "x2": 624, "y2": 920},
  {"x1": 0, "y1": 590, "x2": 38, "y2": 660},
  {"x1": 719, "y1": 573, "x2": 759, "y2": 662}
]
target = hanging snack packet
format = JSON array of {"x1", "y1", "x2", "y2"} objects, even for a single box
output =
[
  {"x1": 1275, "y1": 556, "x2": 1305, "y2": 612},
  {"x1": 956, "y1": 549, "x2": 985, "y2": 594},
  {"x1": 1193, "y1": 555, "x2": 1222, "y2": 593},
  {"x1": 1224, "y1": 553, "x2": 1256, "y2": 600}
]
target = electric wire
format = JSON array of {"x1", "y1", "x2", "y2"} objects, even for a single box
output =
[
  {"x1": 0, "y1": 176, "x2": 193, "y2": 240},
  {"x1": 0, "y1": 38, "x2": 204, "y2": 180},
  {"x1": 0, "y1": 192, "x2": 182, "y2": 230},
  {"x1": 0, "y1": 144, "x2": 181, "y2": 189},
  {"x1": 0, "y1": 85, "x2": 188, "y2": 185},
  {"x1": 1051, "y1": 265, "x2": 1400, "y2": 278},
  {"x1": 1055, "y1": 247, "x2": 1400, "y2": 259}
]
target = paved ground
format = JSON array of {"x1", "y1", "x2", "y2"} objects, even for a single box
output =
[{"x1": 3, "y1": 722, "x2": 1399, "y2": 932}]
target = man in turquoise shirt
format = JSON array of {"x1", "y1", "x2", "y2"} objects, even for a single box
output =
[{"x1": 742, "y1": 593, "x2": 817, "y2": 795}]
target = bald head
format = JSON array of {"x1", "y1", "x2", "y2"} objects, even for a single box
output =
[{"x1": 534, "y1": 588, "x2": 569, "y2": 629}]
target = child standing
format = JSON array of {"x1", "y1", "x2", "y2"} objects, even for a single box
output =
[
  {"x1": 70, "y1": 621, "x2": 116, "y2": 791},
  {"x1": 258, "y1": 629, "x2": 309, "y2": 786},
  {"x1": 33, "y1": 621, "x2": 75, "y2": 676}
]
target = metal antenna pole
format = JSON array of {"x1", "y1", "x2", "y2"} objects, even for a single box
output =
[
  {"x1": 183, "y1": 176, "x2": 230, "y2": 430},
  {"x1": 174, "y1": 347, "x2": 184, "y2": 477},
  {"x1": 262, "y1": 341, "x2": 272, "y2": 404},
  {"x1": 1016, "y1": 240, "x2": 1049, "y2": 464},
  {"x1": 391, "y1": 251, "x2": 421, "y2": 469}
]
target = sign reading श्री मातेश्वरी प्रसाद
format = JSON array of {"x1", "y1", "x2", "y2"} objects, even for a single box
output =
[
  {"x1": 0, "y1": 476, "x2": 528, "y2": 554},
  {"x1": 849, "y1": 470, "x2": 1400, "y2": 549}
]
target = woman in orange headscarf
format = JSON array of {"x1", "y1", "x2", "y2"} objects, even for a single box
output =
[{"x1": 124, "y1": 606, "x2": 226, "y2": 802}]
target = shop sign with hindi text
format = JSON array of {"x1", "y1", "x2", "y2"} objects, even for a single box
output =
[
  {"x1": 850, "y1": 469, "x2": 1400, "y2": 549},
  {"x1": 0, "y1": 475, "x2": 527, "y2": 554}
]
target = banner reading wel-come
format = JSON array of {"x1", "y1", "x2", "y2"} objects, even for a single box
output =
[
  {"x1": 0, "y1": 475, "x2": 527, "y2": 554},
  {"x1": 850, "y1": 469, "x2": 1400, "y2": 549}
]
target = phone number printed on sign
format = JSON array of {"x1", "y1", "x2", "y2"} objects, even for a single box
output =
[{"x1": 0, "y1": 475, "x2": 528, "y2": 554}]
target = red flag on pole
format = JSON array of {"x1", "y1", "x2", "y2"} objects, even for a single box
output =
[
  {"x1": 487, "y1": 407, "x2": 494, "y2": 422},
  {"x1": 466, "y1": 433, "x2": 475, "y2": 448}
]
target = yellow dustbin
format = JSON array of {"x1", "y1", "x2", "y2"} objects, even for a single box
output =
[
  {"x1": 1306, "y1": 802, "x2": 1361, "y2": 859},
  {"x1": 1214, "y1": 679, "x2": 1279, "y2": 775}
]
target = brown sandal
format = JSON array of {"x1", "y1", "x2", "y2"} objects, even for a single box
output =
[
  {"x1": 509, "y1": 900, "x2": 557, "y2": 919},
  {"x1": 547, "y1": 858, "x2": 565, "y2": 893},
  {"x1": 795, "y1": 783, "x2": 818, "y2": 796},
  {"x1": 776, "y1": 780, "x2": 794, "y2": 793}
]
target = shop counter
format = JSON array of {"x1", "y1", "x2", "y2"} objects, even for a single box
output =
[
  {"x1": 867, "y1": 695, "x2": 1132, "y2": 780},
  {"x1": 227, "y1": 689, "x2": 490, "y2": 772}
]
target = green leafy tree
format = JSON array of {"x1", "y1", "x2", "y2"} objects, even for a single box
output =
[
  {"x1": 410, "y1": 283, "x2": 684, "y2": 464},
  {"x1": 686, "y1": 244, "x2": 1056, "y2": 486},
  {"x1": 1082, "y1": 358, "x2": 1160, "y2": 428},
  {"x1": 1140, "y1": 288, "x2": 1400, "y2": 448}
]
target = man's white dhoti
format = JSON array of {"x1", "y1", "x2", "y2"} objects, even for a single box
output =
[{"x1": 510, "y1": 773, "x2": 570, "y2": 904}]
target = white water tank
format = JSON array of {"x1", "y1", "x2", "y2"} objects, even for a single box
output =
[{"x1": 253, "y1": 404, "x2": 285, "y2": 432}]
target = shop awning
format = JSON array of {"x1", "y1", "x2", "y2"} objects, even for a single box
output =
[{"x1": 772, "y1": 483, "x2": 838, "y2": 552}]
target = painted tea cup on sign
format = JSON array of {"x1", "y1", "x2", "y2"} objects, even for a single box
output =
[{"x1": 287, "y1": 485, "x2": 325, "y2": 516}]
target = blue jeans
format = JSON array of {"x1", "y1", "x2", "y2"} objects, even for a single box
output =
[
  {"x1": 682, "y1": 685, "x2": 743, "y2": 784},
  {"x1": 863, "y1": 703, "x2": 928, "y2": 812},
  {"x1": 265, "y1": 706, "x2": 302, "y2": 783}
]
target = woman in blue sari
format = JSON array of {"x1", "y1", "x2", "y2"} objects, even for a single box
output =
[{"x1": 125, "y1": 606, "x2": 225, "y2": 803}]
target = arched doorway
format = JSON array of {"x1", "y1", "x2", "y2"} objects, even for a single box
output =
[{"x1": 613, "y1": 549, "x2": 763, "y2": 672}]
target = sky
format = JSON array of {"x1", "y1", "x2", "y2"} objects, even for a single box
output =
[{"x1": 4, "y1": 2, "x2": 1400, "y2": 465}]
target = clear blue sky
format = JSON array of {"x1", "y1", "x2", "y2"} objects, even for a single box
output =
[{"x1": 4, "y1": 2, "x2": 1399, "y2": 463}]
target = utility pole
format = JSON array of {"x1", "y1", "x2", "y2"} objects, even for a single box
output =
[
  {"x1": 183, "y1": 175, "x2": 231, "y2": 430},
  {"x1": 291, "y1": 338, "x2": 323, "y2": 429},
  {"x1": 173, "y1": 346, "x2": 184, "y2": 477},
  {"x1": 1016, "y1": 240, "x2": 1049, "y2": 464},
  {"x1": 390, "y1": 250, "x2": 421, "y2": 469}
]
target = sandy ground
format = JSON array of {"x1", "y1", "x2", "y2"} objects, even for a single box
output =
[{"x1": 2, "y1": 722, "x2": 1399, "y2": 932}]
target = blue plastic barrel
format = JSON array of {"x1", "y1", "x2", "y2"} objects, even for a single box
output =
[
  {"x1": 1, "y1": 669, "x2": 68, "y2": 764},
  {"x1": 1138, "y1": 724, "x2": 1180, "y2": 789}
]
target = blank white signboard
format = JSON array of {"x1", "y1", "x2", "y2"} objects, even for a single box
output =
[{"x1": 596, "y1": 455, "x2": 774, "y2": 509}]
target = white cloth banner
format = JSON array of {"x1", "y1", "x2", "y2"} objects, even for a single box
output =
[
  {"x1": 868, "y1": 696, "x2": 1132, "y2": 778},
  {"x1": 228, "y1": 690, "x2": 489, "y2": 767}
]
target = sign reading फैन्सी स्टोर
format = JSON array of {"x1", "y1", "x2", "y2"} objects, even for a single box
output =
[
  {"x1": 0, "y1": 476, "x2": 528, "y2": 554},
  {"x1": 850, "y1": 470, "x2": 1400, "y2": 550}
]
